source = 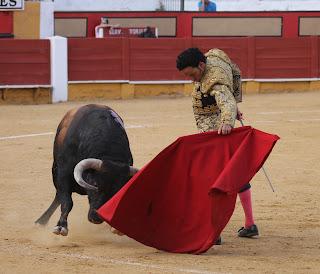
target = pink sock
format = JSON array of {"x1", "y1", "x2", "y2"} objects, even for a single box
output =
[{"x1": 239, "y1": 189, "x2": 255, "y2": 228}]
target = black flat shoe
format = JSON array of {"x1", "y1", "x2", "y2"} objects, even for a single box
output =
[
  {"x1": 215, "y1": 235, "x2": 222, "y2": 245},
  {"x1": 238, "y1": 224, "x2": 259, "y2": 237}
]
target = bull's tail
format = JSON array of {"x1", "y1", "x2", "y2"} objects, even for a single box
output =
[{"x1": 35, "y1": 194, "x2": 60, "y2": 225}]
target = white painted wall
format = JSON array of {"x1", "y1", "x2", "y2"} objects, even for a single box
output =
[
  {"x1": 53, "y1": 0, "x2": 320, "y2": 12},
  {"x1": 54, "y1": 0, "x2": 159, "y2": 11},
  {"x1": 50, "y1": 36, "x2": 68, "y2": 103},
  {"x1": 40, "y1": 2, "x2": 54, "y2": 38},
  {"x1": 183, "y1": 0, "x2": 320, "y2": 11}
]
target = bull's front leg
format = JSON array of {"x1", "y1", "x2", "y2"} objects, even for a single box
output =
[{"x1": 53, "y1": 192, "x2": 73, "y2": 236}]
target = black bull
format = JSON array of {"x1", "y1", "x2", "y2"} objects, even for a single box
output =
[{"x1": 35, "y1": 104, "x2": 138, "y2": 236}]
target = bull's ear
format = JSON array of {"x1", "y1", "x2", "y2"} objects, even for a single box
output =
[
  {"x1": 100, "y1": 159, "x2": 130, "y2": 176},
  {"x1": 100, "y1": 159, "x2": 139, "y2": 179}
]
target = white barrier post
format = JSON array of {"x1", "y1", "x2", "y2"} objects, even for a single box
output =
[{"x1": 49, "y1": 36, "x2": 68, "y2": 103}]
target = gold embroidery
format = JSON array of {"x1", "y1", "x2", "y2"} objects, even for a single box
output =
[{"x1": 192, "y1": 48, "x2": 238, "y2": 131}]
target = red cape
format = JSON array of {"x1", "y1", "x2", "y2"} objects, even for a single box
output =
[{"x1": 97, "y1": 126, "x2": 279, "y2": 254}]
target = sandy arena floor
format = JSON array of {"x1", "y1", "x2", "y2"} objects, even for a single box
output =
[{"x1": 0, "y1": 91, "x2": 319, "y2": 274}]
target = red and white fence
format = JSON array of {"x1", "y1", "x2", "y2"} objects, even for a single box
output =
[{"x1": 1, "y1": 36, "x2": 320, "y2": 102}]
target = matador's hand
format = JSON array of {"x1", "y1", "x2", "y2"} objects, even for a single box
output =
[{"x1": 218, "y1": 124, "x2": 233, "y2": 135}]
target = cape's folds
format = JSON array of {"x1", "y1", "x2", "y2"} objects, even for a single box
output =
[{"x1": 97, "y1": 126, "x2": 279, "y2": 254}]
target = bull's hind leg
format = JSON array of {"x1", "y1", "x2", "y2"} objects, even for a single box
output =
[{"x1": 53, "y1": 191, "x2": 73, "y2": 236}]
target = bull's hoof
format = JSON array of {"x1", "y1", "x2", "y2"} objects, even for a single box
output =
[
  {"x1": 53, "y1": 226, "x2": 68, "y2": 236},
  {"x1": 110, "y1": 227, "x2": 124, "y2": 236}
]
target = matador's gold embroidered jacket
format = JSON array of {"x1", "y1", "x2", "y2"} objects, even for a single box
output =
[{"x1": 192, "y1": 49, "x2": 242, "y2": 131}]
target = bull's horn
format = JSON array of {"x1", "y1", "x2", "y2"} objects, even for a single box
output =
[
  {"x1": 129, "y1": 166, "x2": 139, "y2": 176},
  {"x1": 74, "y1": 158, "x2": 102, "y2": 191}
]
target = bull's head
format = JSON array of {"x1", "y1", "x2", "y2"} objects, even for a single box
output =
[{"x1": 74, "y1": 158, "x2": 139, "y2": 224}]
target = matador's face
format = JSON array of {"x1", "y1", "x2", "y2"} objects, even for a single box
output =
[{"x1": 181, "y1": 62, "x2": 206, "y2": 82}]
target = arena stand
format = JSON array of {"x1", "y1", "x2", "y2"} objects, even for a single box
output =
[{"x1": 1, "y1": 6, "x2": 320, "y2": 103}]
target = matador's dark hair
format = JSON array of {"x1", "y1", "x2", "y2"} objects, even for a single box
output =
[{"x1": 176, "y1": 48, "x2": 206, "y2": 71}]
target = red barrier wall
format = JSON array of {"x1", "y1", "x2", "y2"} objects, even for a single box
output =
[
  {"x1": 68, "y1": 38, "x2": 188, "y2": 81},
  {"x1": 0, "y1": 12, "x2": 13, "y2": 34},
  {"x1": 68, "y1": 36, "x2": 320, "y2": 81},
  {"x1": 68, "y1": 38, "x2": 124, "y2": 81},
  {"x1": 129, "y1": 38, "x2": 186, "y2": 80},
  {"x1": 0, "y1": 40, "x2": 50, "y2": 85},
  {"x1": 55, "y1": 11, "x2": 320, "y2": 38},
  {"x1": 191, "y1": 37, "x2": 320, "y2": 79},
  {"x1": 2, "y1": 37, "x2": 318, "y2": 85}
]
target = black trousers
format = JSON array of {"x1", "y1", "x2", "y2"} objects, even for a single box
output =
[{"x1": 238, "y1": 183, "x2": 251, "y2": 193}]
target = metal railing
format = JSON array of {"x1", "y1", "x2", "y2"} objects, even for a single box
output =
[{"x1": 158, "y1": 0, "x2": 185, "y2": 11}]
